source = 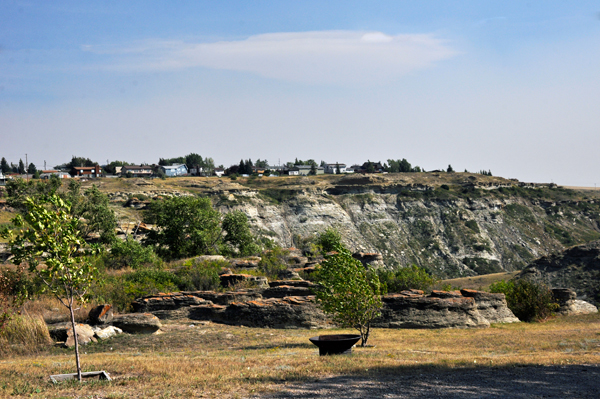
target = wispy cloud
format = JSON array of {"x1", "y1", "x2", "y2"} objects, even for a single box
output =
[{"x1": 82, "y1": 30, "x2": 458, "y2": 84}]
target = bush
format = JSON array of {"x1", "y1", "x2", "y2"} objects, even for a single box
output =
[
  {"x1": 258, "y1": 247, "x2": 290, "y2": 280},
  {"x1": 378, "y1": 265, "x2": 439, "y2": 293},
  {"x1": 1, "y1": 266, "x2": 41, "y2": 328},
  {"x1": 92, "y1": 260, "x2": 225, "y2": 312},
  {"x1": 315, "y1": 228, "x2": 343, "y2": 253},
  {"x1": 104, "y1": 239, "x2": 161, "y2": 269},
  {"x1": 489, "y1": 279, "x2": 559, "y2": 322}
]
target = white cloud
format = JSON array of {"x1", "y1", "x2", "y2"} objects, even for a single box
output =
[{"x1": 87, "y1": 31, "x2": 457, "y2": 84}]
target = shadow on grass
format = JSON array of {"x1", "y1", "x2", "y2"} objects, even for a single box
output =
[{"x1": 256, "y1": 363, "x2": 600, "y2": 398}]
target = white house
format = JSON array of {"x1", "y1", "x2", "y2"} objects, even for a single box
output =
[{"x1": 324, "y1": 163, "x2": 351, "y2": 174}]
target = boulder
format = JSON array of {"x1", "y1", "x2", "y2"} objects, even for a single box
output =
[
  {"x1": 220, "y1": 273, "x2": 269, "y2": 289},
  {"x1": 88, "y1": 304, "x2": 113, "y2": 325},
  {"x1": 277, "y1": 269, "x2": 302, "y2": 280},
  {"x1": 43, "y1": 311, "x2": 69, "y2": 325},
  {"x1": 552, "y1": 288, "x2": 598, "y2": 315},
  {"x1": 269, "y1": 280, "x2": 318, "y2": 288},
  {"x1": 112, "y1": 313, "x2": 162, "y2": 334},
  {"x1": 93, "y1": 325, "x2": 123, "y2": 340},
  {"x1": 460, "y1": 289, "x2": 520, "y2": 323},
  {"x1": 374, "y1": 293, "x2": 490, "y2": 329},
  {"x1": 65, "y1": 323, "x2": 96, "y2": 348},
  {"x1": 352, "y1": 252, "x2": 385, "y2": 268}
]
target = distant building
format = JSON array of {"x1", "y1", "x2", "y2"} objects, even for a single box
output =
[
  {"x1": 121, "y1": 165, "x2": 154, "y2": 178},
  {"x1": 160, "y1": 164, "x2": 188, "y2": 177},
  {"x1": 294, "y1": 165, "x2": 324, "y2": 176},
  {"x1": 40, "y1": 170, "x2": 70, "y2": 179},
  {"x1": 214, "y1": 167, "x2": 225, "y2": 177},
  {"x1": 73, "y1": 165, "x2": 101, "y2": 178},
  {"x1": 0, "y1": 172, "x2": 8, "y2": 186},
  {"x1": 324, "y1": 163, "x2": 351, "y2": 174}
]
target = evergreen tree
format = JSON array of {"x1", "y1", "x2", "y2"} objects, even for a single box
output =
[
  {"x1": 309, "y1": 163, "x2": 317, "y2": 175},
  {"x1": 18, "y1": 159, "x2": 25, "y2": 174},
  {"x1": 447, "y1": 164, "x2": 454, "y2": 173},
  {"x1": 27, "y1": 163, "x2": 37, "y2": 175},
  {"x1": 335, "y1": 162, "x2": 341, "y2": 174},
  {"x1": 0, "y1": 157, "x2": 9, "y2": 174}
]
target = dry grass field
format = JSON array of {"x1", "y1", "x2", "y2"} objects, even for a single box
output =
[
  {"x1": 0, "y1": 313, "x2": 599, "y2": 398},
  {"x1": 441, "y1": 271, "x2": 520, "y2": 291}
]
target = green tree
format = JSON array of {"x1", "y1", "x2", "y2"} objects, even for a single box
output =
[
  {"x1": 447, "y1": 164, "x2": 454, "y2": 173},
  {"x1": 143, "y1": 196, "x2": 222, "y2": 259},
  {"x1": 377, "y1": 265, "x2": 439, "y2": 293},
  {"x1": 5, "y1": 177, "x2": 62, "y2": 213},
  {"x1": 315, "y1": 228, "x2": 343, "y2": 253},
  {"x1": 366, "y1": 160, "x2": 375, "y2": 174},
  {"x1": 18, "y1": 159, "x2": 25, "y2": 174},
  {"x1": 0, "y1": 157, "x2": 9, "y2": 174},
  {"x1": 309, "y1": 163, "x2": 317, "y2": 175},
  {"x1": 335, "y1": 162, "x2": 341, "y2": 174},
  {"x1": 64, "y1": 181, "x2": 117, "y2": 244},
  {"x1": 221, "y1": 211, "x2": 260, "y2": 257},
  {"x1": 27, "y1": 163, "x2": 37, "y2": 175},
  {"x1": 315, "y1": 245, "x2": 385, "y2": 346},
  {"x1": 0, "y1": 195, "x2": 98, "y2": 381}
]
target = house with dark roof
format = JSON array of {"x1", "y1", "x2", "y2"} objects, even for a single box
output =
[
  {"x1": 74, "y1": 165, "x2": 101, "y2": 178},
  {"x1": 121, "y1": 165, "x2": 154, "y2": 178}
]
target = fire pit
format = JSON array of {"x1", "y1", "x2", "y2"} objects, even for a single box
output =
[{"x1": 309, "y1": 334, "x2": 361, "y2": 356}]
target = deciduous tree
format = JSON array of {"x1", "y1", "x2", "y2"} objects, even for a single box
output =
[
  {"x1": 0, "y1": 195, "x2": 98, "y2": 381},
  {"x1": 315, "y1": 245, "x2": 385, "y2": 346}
]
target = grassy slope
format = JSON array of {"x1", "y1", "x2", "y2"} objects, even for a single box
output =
[{"x1": 442, "y1": 271, "x2": 520, "y2": 291}]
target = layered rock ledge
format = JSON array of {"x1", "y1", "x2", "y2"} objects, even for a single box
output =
[{"x1": 131, "y1": 282, "x2": 519, "y2": 329}]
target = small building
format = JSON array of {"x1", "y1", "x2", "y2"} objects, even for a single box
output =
[
  {"x1": 160, "y1": 164, "x2": 188, "y2": 177},
  {"x1": 40, "y1": 170, "x2": 70, "y2": 179},
  {"x1": 214, "y1": 167, "x2": 225, "y2": 177},
  {"x1": 74, "y1": 165, "x2": 101, "y2": 178},
  {"x1": 294, "y1": 165, "x2": 324, "y2": 176},
  {"x1": 121, "y1": 165, "x2": 154, "y2": 178},
  {"x1": 0, "y1": 172, "x2": 8, "y2": 186},
  {"x1": 324, "y1": 163, "x2": 350, "y2": 174}
]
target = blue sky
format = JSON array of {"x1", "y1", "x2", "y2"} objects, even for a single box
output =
[{"x1": 1, "y1": 1, "x2": 599, "y2": 185}]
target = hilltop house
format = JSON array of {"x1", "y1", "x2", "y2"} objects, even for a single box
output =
[
  {"x1": 214, "y1": 167, "x2": 225, "y2": 177},
  {"x1": 160, "y1": 164, "x2": 188, "y2": 177},
  {"x1": 40, "y1": 170, "x2": 70, "y2": 179},
  {"x1": 324, "y1": 163, "x2": 351, "y2": 174},
  {"x1": 73, "y1": 165, "x2": 101, "y2": 178},
  {"x1": 294, "y1": 165, "x2": 324, "y2": 176},
  {"x1": 121, "y1": 165, "x2": 154, "y2": 178}
]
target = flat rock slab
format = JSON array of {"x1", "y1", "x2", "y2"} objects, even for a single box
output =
[{"x1": 112, "y1": 313, "x2": 162, "y2": 334}]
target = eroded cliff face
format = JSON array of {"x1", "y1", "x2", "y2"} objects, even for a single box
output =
[
  {"x1": 214, "y1": 187, "x2": 600, "y2": 278},
  {"x1": 97, "y1": 174, "x2": 600, "y2": 279}
]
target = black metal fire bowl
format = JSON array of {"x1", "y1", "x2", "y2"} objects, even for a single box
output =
[{"x1": 309, "y1": 334, "x2": 361, "y2": 356}]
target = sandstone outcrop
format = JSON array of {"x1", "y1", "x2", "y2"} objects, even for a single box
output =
[
  {"x1": 220, "y1": 273, "x2": 269, "y2": 288},
  {"x1": 132, "y1": 285, "x2": 518, "y2": 330},
  {"x1": 88, "y1": 304, "x2": 114, "y2": 325}
]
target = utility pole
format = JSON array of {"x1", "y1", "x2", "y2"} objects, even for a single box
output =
[{"x1": 44, "y1": 160, "x2": 46, "y2": 170}]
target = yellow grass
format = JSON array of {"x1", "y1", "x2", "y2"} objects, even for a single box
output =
[
  {"x1": 0, "y1": 313, "x2": 598, "y2": 398},
  {"x1": 442, "y1": 271, "x2": 520, "y2": 291}
]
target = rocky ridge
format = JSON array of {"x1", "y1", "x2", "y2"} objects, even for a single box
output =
[{"x1": 131, "y1": 282, "x2": 519, "y2": 329}]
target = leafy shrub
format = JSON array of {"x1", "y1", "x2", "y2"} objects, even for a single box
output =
[
  {"x1": 315, "y1": 228, "x2": 343, "y2": 253},
  {"x1": 175, "y1": 259, "x2": 225, "y2": 291},
  {"x1": 489, "y1": 279, "x2": 559, "y2": 322},
  {"x1": 104, "y1": 239, "x2": 161, "y2": 269},
  {"x1": 377, "y1": 265, "x2": 439, "y2": 293},
  {"x1": 258, "y1": 247, "x2": 290, "y2": 280},
  {"x1": 1, "y1": 266, "x2": 42, "y2": 328}
]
